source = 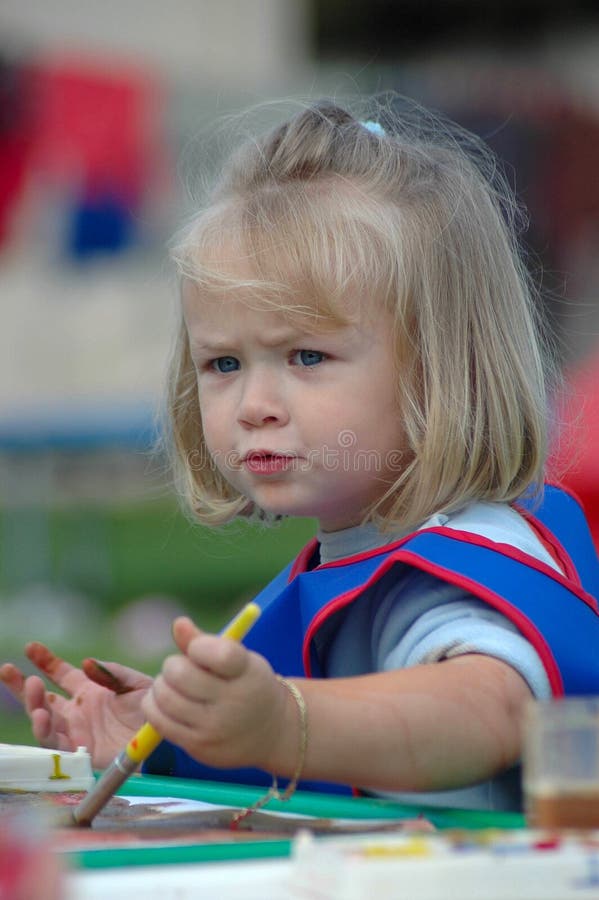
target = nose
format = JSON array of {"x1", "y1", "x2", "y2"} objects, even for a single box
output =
[{"x1": 237, "y1": 367, "x2": 289, "y2": 429}]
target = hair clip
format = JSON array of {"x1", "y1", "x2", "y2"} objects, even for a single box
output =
[{"x1": 361, "y1": 120, "x2": 386, "y2": 137}]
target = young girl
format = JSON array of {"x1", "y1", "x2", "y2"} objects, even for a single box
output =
[{"x1": 3, "y1": 99, "x2": 599, "y2": 813}]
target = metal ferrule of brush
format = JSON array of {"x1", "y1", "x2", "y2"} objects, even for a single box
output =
[{"x1": 71, "y1": 750, "x2": 137, "y2": 827}]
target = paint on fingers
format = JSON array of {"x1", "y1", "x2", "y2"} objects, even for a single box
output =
[
  {"x1": 25, "y1": 642, "x2": 65, "y2": 679},
  {"x1": 82, "y1": 659, "x2": 135, "y2": 695},
  {"x1": 0, "y1": 663, "x2": 25, "y2": 699}
]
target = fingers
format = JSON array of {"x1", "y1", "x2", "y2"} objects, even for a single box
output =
[
  {"x1": 24, "y1": 642, "x2": 64, "y2": 679},
  {"x1": 145, "y1": 673, "x2": 200, "y2": 729},
  {"x1": 171, "y1": 617, "x2": 248, "y2": 679},
  {"x1": 23, "y1": 644, "x2": 151, "y2": 698},
  {"x1": 190, "y1": 633, "x2": 248, "y2": 678},
  {"x1": 0, "y1": 663, "x2": 26, "y2": 702},
  {"x1": 30, "y1": 706, "x2": 77, "y2": 752},
  {"x1": 23, "y1": 679, "x2": 72, "y2": 748},
  {"x1": 1, "y1": 670, "x2": 52, "y2": 720},
  {"x1": 171, "y1": 616, "x2": 201, "y2": 654},
  {"x1": 22, "y1": 674, "x2": 51, "y2": 716},
  {"x1": 0, "y1": 664, "x2": 72, "y2": 748},
  {"x1": 24, "y1": 677, "x2": 68, "y2": 724},
  {"x1": 82, "y1": 659, "x2": 137, "y2": 694},
  {"x1": 141, "y1": 690, "x2": 196, "y2": 752},
  {"x1": 1, "y1": 652, "x2": 86, "y2": 706},
  {"x1": 29, "y1": 705, "x2": 56, "y2": 744},
  {"x1": 24, "y1": 643, "x2": 85, "y2": 697},
  {"x1": 153, "y1": 640, "x2": 248, "y2": 708},
  {"x1": 160, "y1": 655, "x2": 213, "y2": 703}
]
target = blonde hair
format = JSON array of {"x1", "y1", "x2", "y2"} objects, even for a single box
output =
[{"x1": 166, "y1": 98, "x2": 555, "y2": 530}]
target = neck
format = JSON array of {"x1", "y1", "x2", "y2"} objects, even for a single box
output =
[{"x1": 317, "y1": 520, "x2": 407, "y2": 565}]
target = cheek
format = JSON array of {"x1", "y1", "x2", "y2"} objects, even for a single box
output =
[{"x1": 197, "y1": 399, "x2": 224, "y2": 452}]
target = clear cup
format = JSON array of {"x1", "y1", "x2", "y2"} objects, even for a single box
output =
[{"x1": 523, "y1": 697, "x2": 599, "y2": 829}]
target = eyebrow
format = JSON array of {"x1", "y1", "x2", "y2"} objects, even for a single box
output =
[
  {"x1": 189, "y1": 328, "x2": 330, "y2": 354},
  {"x1": 190, "y1": 340, "x2": 237, "y2": 354}
]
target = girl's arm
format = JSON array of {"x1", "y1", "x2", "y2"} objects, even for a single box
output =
[
  {"x1": 142, "y1": 618, "x2": 531, "y2": 793},
  {"x1": 280, "y1": 655, "x2": 530, "y2": 791}
]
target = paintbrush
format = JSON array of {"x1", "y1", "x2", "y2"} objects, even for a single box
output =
[{"x1": 71, "y1": 601, "x2": 261, "y2": 827}]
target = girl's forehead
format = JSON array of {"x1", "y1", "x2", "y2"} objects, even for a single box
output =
[
  {"x1": 180, "y1": 236, "x2": 359, "y2": 329},
  {"x1": 182, "y1": 277, "x2": 340, "y2": 335},
  {"x1": 182, "y1": 276, "x2": 391, "y2": 349},
  {"x1": 184, "y1": 297, "x2": 326, "y2": 351}
]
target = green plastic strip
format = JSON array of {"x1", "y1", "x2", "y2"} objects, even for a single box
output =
[
  {"x1": 117, "y1": 775, "x2": 426, "y2": 819},
  {"x1": 64, "y1": 838, "x2": 293, "y2": 870},
  {"x1": 115, "y1": 774, "x2": 525, "y2": 829}
]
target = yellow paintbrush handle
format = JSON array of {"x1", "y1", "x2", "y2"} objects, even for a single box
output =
[
  {"x1": 124, "y1": 601, "x2": 262, "y2": 765},
  {"x1": 125, "y1": 722, "x2": 162, "y2": 764},
  {"x1": 220, "y1": 601, "x2": 261, "y2": 642}
]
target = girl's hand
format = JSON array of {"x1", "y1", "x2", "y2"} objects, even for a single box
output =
[
  {"x1": 0, "y1": 644, "x2": 151, "y2": 769},
  {"x1": 141, "y1": 617, "x2": 288, "y2": 772}
]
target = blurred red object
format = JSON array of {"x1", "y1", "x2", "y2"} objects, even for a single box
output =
[
  {"x1": 1, "y1": 52, "x2": 171, "y2": 257},
  {"x1": 549, "y1": 350, "x2": 599, "y2": 553},
  {"x1": 24, "y1": 54, "x2": 166, "y2": 209},
  {"x1": 0, "y1": 813, "x2": 64, "y2": 900},
  {"x1": 0, "y1": 59, "x2": 35, "y2": 247}
]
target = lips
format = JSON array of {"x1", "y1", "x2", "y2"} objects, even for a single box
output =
[{"x1": 243, "y1": 451, "x2": 297, "y2": 475}]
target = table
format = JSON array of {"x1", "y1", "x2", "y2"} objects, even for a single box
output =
[{"x1": 53, "y1": 775, "x2": 599, "y2": 899}]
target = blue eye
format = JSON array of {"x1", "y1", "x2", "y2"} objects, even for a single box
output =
[
  {"x1": 212, "y1": 356, "x2": 239, "y2": 373},
  {"x1": 294, "y1": 349, "x2": 325, "y2": 367}
]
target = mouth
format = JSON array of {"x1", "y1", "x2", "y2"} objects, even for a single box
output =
[{"x1": 242, "y1": 451, "x2": 298, "y2": 475}]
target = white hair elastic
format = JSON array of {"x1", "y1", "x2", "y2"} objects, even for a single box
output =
[{"x1": 360, "y1": 120, "x2": 386, "y2": 137}]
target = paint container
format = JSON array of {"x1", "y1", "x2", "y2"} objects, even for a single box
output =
[
  {"x1": 0, "y1": 744, "x2": 94, "y2": 792},
  {"x1": 523, "y1": 697, "x2": 599, "y2": 829}
]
